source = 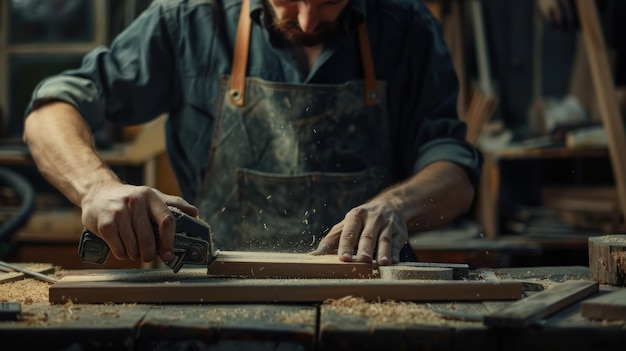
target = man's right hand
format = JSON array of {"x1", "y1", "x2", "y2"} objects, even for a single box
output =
[
  {"x1": 23, "y1": 101, "x2": 198, "y2": 265},
  {"x1": 80, "y1": 181, "x2": 198, "y2": 263}
]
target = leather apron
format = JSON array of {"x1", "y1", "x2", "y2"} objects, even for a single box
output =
[{"x1": 196, "y1": 0, "x2": 394, "y2": 252}]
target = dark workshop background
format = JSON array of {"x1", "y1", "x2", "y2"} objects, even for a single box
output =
[{"x1": 0, "y1": 0, "x2": 624, "y2": 270}]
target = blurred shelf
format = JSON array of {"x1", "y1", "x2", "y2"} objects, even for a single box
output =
[{"x1": 488, "y1": 146, "x2": 608, "y2": 160}]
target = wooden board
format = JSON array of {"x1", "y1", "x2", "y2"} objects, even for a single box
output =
[
  {"x1": 483, "y1": 280, "x2": 599, "y2": 328},
  {"x1": 581, "y1": 288, "x2": 626, "y2": 321},
  {"x1": 0, "y1": 303, "x2": 151, "y2": 350},
  {"x1": 137, "y1": 305, "x2": 316, "y2": 350},
  {"x1": 588, "y1": 235, "x2": 626, "y2": 286},
  {"x1": 207, "y1": 251, "x2": 373, "y2": 279},
  {"x1": 48, "y1": 268, "x2": 523, "y2": 304}
]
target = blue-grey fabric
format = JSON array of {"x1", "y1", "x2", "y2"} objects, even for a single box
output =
[{"x1": 26, "y1": 0, "x2": 482, "y2": 204}]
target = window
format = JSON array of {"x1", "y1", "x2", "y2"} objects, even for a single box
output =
[{"x1": 0, "y1": 0, "x2": 108, "y2": 141}]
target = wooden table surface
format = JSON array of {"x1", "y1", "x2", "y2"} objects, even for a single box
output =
[{"x1": 1, "y1": 265, "x2": 624, "y2": 351}]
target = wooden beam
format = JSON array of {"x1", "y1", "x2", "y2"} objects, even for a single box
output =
[
  {"x1": 483, "y1": 280, "x2": 599, "y2": 327},
  {"x1": 464, "y1": 88, "x2": 499, "y2": 144},
  {"x1": 576, "y1": 0, "x2": 626, "y2": 227}
]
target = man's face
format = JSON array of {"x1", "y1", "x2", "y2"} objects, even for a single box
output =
[{"x1": 265, "y1": 0, "x2": 350, "y2": 46}]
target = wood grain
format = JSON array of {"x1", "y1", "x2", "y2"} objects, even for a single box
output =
[
  {"x1": 483, "y1": 280, "x2": 599, "y2": 327},
  {"x1": 588, "y1": 235, "x2": 626, "y2": 286},
  {"x1": 207, "y1": 251, "x2": 373, "y2": 279},
  {"x1": 581, "y1": 289, "x2": 626, "y2": 321},
  {"x1": 48, "y1": 268, "x2": 523, "y2": 304}
]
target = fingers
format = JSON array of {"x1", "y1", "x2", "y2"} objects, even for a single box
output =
[
  {"x1": 149, "y1": 202, "x2": 175, "y2": 262},
  {"x1": 356, "y1": 220, "x2": 379, "y2": 263},
  {"x1": 132, "y1": 200, "x2": 157, "y2": 262},
  {"x1": 390, "y1": 231, "x2": 408, "y2": 264},
  {"x1": 337, "y1": 209, "x2": 365, "y2": 262},
  {"x1": 82, "y1": 185, "x2": 183, "y2": 263},
  {"x1": 310, "y1": 223, "x2": 342, "y2": 256},
  {"x1": 160, "y1": 191, "x2": 199, "y2": 217},
  {"x1": 97, "y1": 219, "x2": 128, "y2": 260},
  {"x1": 105, "y1": 193, "x2": 154, "y2": 262},
  {"x1": 117, "y1": 209, "x2": 141, "y2": 260},
  {"x1": 324, "y1": 205, "x2": 408, "y2": 265},
  {"x1": 375, "y1": 226, "x2": 393, "y2": 266}
]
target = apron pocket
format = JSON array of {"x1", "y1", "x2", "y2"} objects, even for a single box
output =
[{"x1": 236, "y1": 167, "x2": 377, "y2": 252}]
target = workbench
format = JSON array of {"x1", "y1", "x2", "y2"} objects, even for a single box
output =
[{"x1": 0, "y1": 265, "x2": 624, "y2": 351}]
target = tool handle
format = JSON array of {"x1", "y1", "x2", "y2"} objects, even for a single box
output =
[{"x1": 78, "y1": 230, "x2": 111, "y2": 264}]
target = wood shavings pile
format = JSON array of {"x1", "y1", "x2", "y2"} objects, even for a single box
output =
[
  {"x1": 0, "y1": 279, "x2": 50, "y2": 306},
  {"x1": 322, "y1": 296, "x2": 478, "y2": 326},
  {"x1": 0, "y1": 278, "x2": 74, "y2": 326}
]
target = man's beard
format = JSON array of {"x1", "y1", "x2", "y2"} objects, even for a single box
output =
[{"x1": 271, "y1": 17, "x2": 341, "y2": 46}]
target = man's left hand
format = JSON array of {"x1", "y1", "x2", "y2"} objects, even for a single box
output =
[{"x1": 311, "y1": 200, "x2": 408, "y2": 266}]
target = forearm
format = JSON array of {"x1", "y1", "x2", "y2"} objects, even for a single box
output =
[
  {"x1": 23, "y1": 101, "x2": 120, "y2": 207},
  {"x1": 374, "y1": 161, "x2": 475, "y2": 233}
]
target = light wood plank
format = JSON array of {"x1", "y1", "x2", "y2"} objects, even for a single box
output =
[
  {"x1": 48, "y1": 268, "x2": 523, "y2": 304},
  {"x1": 207, "y1": 251, "x2": 374, "y2": 279}
]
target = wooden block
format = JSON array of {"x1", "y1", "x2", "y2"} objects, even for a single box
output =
[
  {"x1": 208, "y1": 251, "x2": 374, "y2": 279},
  {"x1": 483, "y1": 280, "x2": 599, "y2": 328},
  {"x1": 588, "y1": 235, "x2": 626, "y2": 285},
  {"x1": 396, "y1": 261, "x2": 470, "y2": 279},
  {"x1": 48, "y1": 269, "x2": 523, "y2": 304},
  {"x1": 581, "y1": 289, "x2": 626, "y2": 321},
  {"x1": 379, "y1": 266, "x2": 453, "y2": 280}
]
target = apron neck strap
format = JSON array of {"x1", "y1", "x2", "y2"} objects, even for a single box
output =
[
  {"x1": 358, "y1": 20, "x2": 378, "y2": 106},
  {"x1": 229, "y1": 0, "x2": 252, "y2": 107},
  {"x1": 230, "y1": 0, "x2": 378, "y2": 107}
]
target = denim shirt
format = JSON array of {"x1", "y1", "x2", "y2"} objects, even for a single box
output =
[{"x1": 26, "y1": 0, "x2": 482, "y2": 202}]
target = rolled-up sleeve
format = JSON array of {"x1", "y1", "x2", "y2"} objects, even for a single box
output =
[{"x1": 24, "y1": 0, "x2": 177, "y2": 132}]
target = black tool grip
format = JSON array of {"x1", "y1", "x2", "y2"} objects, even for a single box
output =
[
  {"x1": 78, "y1": 230, "x2": 110, "y2": 264},
  {"x1": 0, "y1": 302, "x2": 21, "y2": 321}
]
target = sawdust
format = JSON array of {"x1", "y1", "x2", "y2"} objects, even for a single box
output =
[
  {"x1": 321, "y1": 296, "x2": 478, "y2": 326},
  {"x1": 602, "y1": 235, "x2": 626, "y2": 244},
  {"x1": 0, "y1": 278, "x2": 51, "y2": 306},
  {"x1": 276, "y1": 309, "x2": 316, "y2": 324}
]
